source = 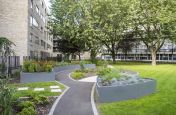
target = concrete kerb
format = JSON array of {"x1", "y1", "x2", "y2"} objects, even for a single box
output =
[
  {"x1": 91, "y1": 83, "x2": 99, "y2": 115},
  {"x1": 68, "y1": 72, "x2": 78, "y2": 82}
]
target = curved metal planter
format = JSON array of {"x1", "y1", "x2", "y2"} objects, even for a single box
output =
[
  {"x1": 20, "y1": 64, "x2": 96, "y2": 83},
  {"x1": 20, "y1": 71, "x2": 55, "y2": 83},
  {"x1": 96, "y1": 79, "x2": 156, "y2": 103}
]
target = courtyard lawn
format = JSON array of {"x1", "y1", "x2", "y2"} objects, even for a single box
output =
[
  {"x1": 10, "y1": 81, "x2": 65, "y2": 98},
  {"x1": 98, "y1": 62, "x2": 176, "y2": 115}
]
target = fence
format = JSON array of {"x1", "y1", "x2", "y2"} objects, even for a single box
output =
[
  {"x1": 0, "y1": 56, "x2": 20, "y2": 75},
  {"x1": 23, "y1": 56, "x2": 62, "y2": 62}
]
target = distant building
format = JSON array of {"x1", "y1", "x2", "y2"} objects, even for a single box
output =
[
  {"x1": 102, "y1": 40, "x2": 176, "y2": 62},
  {"x1": 0, "y1": 0, "x2": 53, "y2": 64}
]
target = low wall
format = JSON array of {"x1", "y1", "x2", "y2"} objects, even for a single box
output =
[
  {"x1": 54, "y1": 64, "x2": 96, "y2": 72},
  {"x1": 21, "y1": 64, "x2": 96, "y2": 83},
  {"x1": 96, "y1": 79, "x2": 156, "y2": 103},
  {"x1": 20, "y1": 72, "x2": 55, "y2": 83}
]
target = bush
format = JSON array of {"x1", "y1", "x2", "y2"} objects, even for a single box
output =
[
  {"x1": 95, "y1": 60, "x2": 108, "y2": 67},
  {"x1": 18, "y1": 101, "x2": 35, "y2": 110},
  {"x1": 98, "y1": 68, "x2": 112, "y2": 76},
  {"x1": 71, "y1": 71, "x2": 85, "y2": 80},
  {"x1": 11, "y1": 70, "x2": 21, "y2": 78},
  {"x1": 23, "y1": 61, "x2": 31, "y2": 72},
  {"x1": 44, "y1": 64, "x2": 53, "y2": 72},
  {"x1": 0, "y1": 79, "x2": 15, "y2": 114},
  {"x1": 80, "y1": 61, "x2": 85, "y2": 71},
  {"x1": 23, "y1": 60, "x2": 53, "y2": 72},
  {"x1": 56, "y1": 61, "x2": 71, "y2": 67},
  {"x1": 18, "y1": 107, "x2": 36, "y2": 115},
  {"x1": 32, "y1": 95, "x2": 49, "y2": 105},
  {"x1": 98, "y1": 68, "x2": 121, "y2": 83}
]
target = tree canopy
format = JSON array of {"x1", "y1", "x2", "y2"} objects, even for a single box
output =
[{"x1": 50, "y1": 0, "x2": 176, "y2": 65}]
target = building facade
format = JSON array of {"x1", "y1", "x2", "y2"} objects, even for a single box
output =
[
  {"x1": 0, "y1": 0, "x2": 53, "y2": 63},
  {"x1": 102, "y1": 40, "x2": 176, "y2": 62}
]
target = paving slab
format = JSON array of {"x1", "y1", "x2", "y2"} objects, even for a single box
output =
[
  {"x1": 51, "y1": 89, "x2": 62, "y2": 92},
  {"x1": 50, "y1": 86, "x2": 60, "y2": 89},
  {"x1": 18, "y1": 87, "x2": 29, "y2": 91},
  {"x1": 34, "y1": 88, "x2": 44, "y2": 91}
]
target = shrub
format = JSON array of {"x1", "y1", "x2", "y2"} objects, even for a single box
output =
[
  {"x1": 95, "y1": 60, "x2": 108, "y2": 67},
  {"x1": 98, "y1": 68, "x2": 121, "y2": 83},
  {"x1": 28, "y1": 63, "x2": 35, "y2": 73},
  {"x1": 23, "y1": 60, "x2": 53, "y2": 72},
  {"x1": 32, "y1": 95, "x2": 49, "y2": 105},
  {"x1": 18, "y1": 101, "x2": 35, "y2": 110},
  {"x1": 80, "y1": 61, "x2": 85, "y2": 71},
  {"x1": 0, "y1": 79, "x2": 15, "y2": 114},
  {"x1": 23, "y1": 61, "x2": 31, "y2": 72},
  {"x1": 44, "y1": 64, "x2": 53, "y2": 72},
  {"x1": 11, "y1": 70, "x2": 21, "y2": 78},
  {"x1": 98, "y1": 68, "x2": 112, "y2": 76},
  {"x1": 71, "y1": 71, "x2": 85, "y2": 80},
  {"x1": 18, "y1": 107, "x2": 36, "y2": 115},
  {"x1": 56, "y1": 61, "x2": 71, "y2": 67}
]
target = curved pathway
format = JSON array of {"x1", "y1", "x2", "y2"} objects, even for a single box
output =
[{"x1": 53, "y1": 65, "x2": 96, "y2": 115}]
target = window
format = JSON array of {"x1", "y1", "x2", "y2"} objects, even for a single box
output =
[
  {"x1": 41, "y1": 27, "x2": 43, "y2": 32},
  {"x1": 30, "y1": 16, "x2": 39, "y2": 27},
  {"x1": 35, "y1": 36, "x2": 39, "y2": 44},
  {"x1": 33, "y1": 18, "x2": 39, "y2": 27},
  {"x1": 36, "y1": 5, "x2": 39, "y2": 13},
  {"x1": 42, "y1": 2, "x2": 44, "y2": 8},
  {"x1": 30, "y1": 16, "x2": 33, "y2": 26},
  {"x1": 30, "y1": 0, "x2": 33, "y2": 8},
  {"x1": 29, "y1": 33, "x2": 33, "y2": 42}
]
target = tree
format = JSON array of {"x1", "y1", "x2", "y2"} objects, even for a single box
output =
[
  {"x1": 0, "y1": 37, "x2": 15, "y2": 77},
  {"x1": 50, "y1": 0, "x2": 89, "y2": 61},
  {"x1": 86, "y1": 0, "x2": 132, "y2": 64},
  {"x1": 55, "y1": 37, "x2": 86, "y2": 61},
  {"x1": 117, "y1": 32, "x2": 138, "y2": 59},
  {"x1": 132, "y1": 0, "x2": 176, "y2": 65}
]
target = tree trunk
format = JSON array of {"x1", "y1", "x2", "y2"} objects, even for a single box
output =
[
  {"x1": 78, "y1": 53, "x2": 81, "y2": 61},
  {"x1": 111, "y1": 43, "x2": 116, "y2": 64},
  {"x1": 150, "y1": 47, "x2": 157, "y2": 66},
  {"x1": 90, "y1": 49, "x2": 97, "y2": 63},
  {"x1": 111, "y1": 50, "x2": 116, "y2": 64}
]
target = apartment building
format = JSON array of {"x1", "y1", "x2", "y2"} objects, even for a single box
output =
[
  {"x1": 102, "y1": 40, "x2": 176, "y2": 62},
  {"x1": 0, "y1": 0, "x2": 53, "y2": 63}
]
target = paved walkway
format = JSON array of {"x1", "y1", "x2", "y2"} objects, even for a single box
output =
[{"x1": 53, "y1": 66, "x2": 95, "y2": 115}]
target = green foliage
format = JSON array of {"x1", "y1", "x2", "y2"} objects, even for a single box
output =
[
  {"x1": 71, "y1": 71, "x2": 85, "y2": 80},
  {"x1": 28, "y1": 63, "x2": 36, "y2": 73},
  {"x1": 18, "y1": 107, "x2": 36, "y2": 115},
  {"x1": 99, "y1": 62, "x2": 176, "y2": 115},
  {"x1": 79, "y1": 61, "x2": 85, "y2": 71},
  {"x1": 55, "y1": 61, "x2": 71, "y2": 67},
  {"x1": 23, "y1": 60, "x2": 53, "y2": 72},
  {"x1": 0, "y1": 79, "x2": 15, "y2": 115},
  {"x1": 95, "y1": 60, "x2": 108, "y2": 67},
  {"x1": 44, "y1": 64, "x2": 53, "y2": 72},
  {"x1": 11, "y1": 70, "x2": 21, "y2": 78},
  {"x1": 98, "y1": 68, "x2": 121, "y2": 82},
  {"x1": 98, "y1": 68, "x2": 112, "y2": 76},
  {"x1": 31, "y1": 95, "x2": 49, "y2": 105},
  {"x1": 18, "y1": 101, "x2": 35, "y2": 110}
]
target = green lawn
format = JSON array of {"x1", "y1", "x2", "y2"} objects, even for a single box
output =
[
  {"x1": 10, "y1": 81, "x2": 65, "y2": 97},
  {"x1": 98, "y1": 62, "x2": 176, "y2": 115}
]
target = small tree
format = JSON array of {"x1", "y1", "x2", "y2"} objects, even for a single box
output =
[
  {"x1": 132, "y1": 0, "x2": 176, "y2": 65},
  {"x1": 0, "y1": 37, "x2": 15, "y2": 77}
]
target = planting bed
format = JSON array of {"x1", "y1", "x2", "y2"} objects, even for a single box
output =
[{"x1": 96, "y1": 69, "x2": 156, "y2": 102}]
